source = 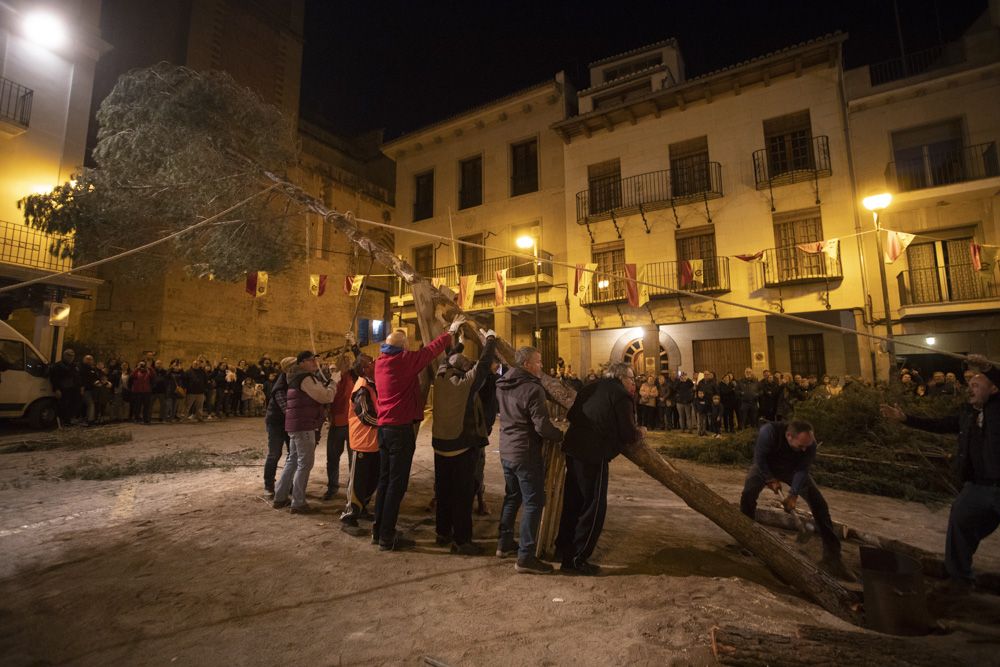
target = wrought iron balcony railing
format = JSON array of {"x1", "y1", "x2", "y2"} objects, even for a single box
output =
[
  {"x1": 575, "y1": 162, "x2": 723, "y2": 223},
  {"x1": 868, "y1": 43, "x2": 965, "y2": 87},
  {"x1": 644, "y1": 257, "x2": 731, "y2": 295},
  {"x1": 886, "y1": 141, "x2": 999, "y2": 193},
  {"x1": 471, "y1": 250, "x2": 554, "y2": 281},
  {"x1": 762, "y1": 244, "x2": 842, "y2": 287},
  {"x1": 0, "y1": 76, "x2": 33, "y2": 129},
  {"x1": 392, "y1": 264, "x2": 458, "y2": 298},
  {"x1": 579, "y1": 268, "x2": 629, "y2": 306},
  {"x1": 753, "y1": 135, "x2": 831, "y2": 190},
  {"x1": 897, "y1": 262, "x2": 999, "y2": 307},
  {"x1": 0, "y1": 219, "x2": 73, "y2": 272}
]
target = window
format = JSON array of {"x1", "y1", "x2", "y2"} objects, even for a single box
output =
[
  {"x1": 591, "y1": 240, "x2": 625, "y2": 300},
  {"x1": 510, "y1": 139, "x2": 538, "y2": 196},
  {"x1": 24, "y1": 345, "x2": 46, "y2": 378},
  {"x1": 593, "y1": 81, "x2": 652, "y2": 110},
  {"x1": 789, "y1": 334, "x2": 826, "y2": 377},
  {"x1": 670, "y1": 136, "x2": 710, "y2": 198},
  {"x1": 357, "y1": 318, "x2": 370, "y2": 347},
  {"x1": 587, "y1": 159, "x2": 621, "y2": 215},
  {"x1": 414, "y1": 170, "x2": 434, "y2": 221},
  {"x1": 459, "y1": 156, "x2": 483, "y2": 209},
  {"x1": 676, "y1": 227, "x2": 718, "y2": 288},
  {"x1": 412, "y1": 244, "x2": 434, "y2": 276},
  {"x1": 0, "y1": 340, "x2": 25, "y2": 372},
  {"x1": 905, "y1": 234, "x2": 986, "y2": 304},
  {"x1": 773, "y1": 208, "x2": 824, "y2": 280},
  {"x1": 763, "y1": 110, "x2": 814, "y2": 176},
  {"x1": 891, "y1": 119, "x2": 964, "y2": 191},
  {"x1": 459, "y1": 233, "x2": 483, "y2": 276},
  {"x1": 603, "y1": 55, "x2": 663, "y2": 83},
  {"x1": 372, "y1": 319, "x2": 387, "y2": 343}
]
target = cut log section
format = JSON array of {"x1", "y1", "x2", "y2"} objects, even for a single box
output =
[
  {"x1": 270, "y1": 174, "x2": 862, "y2": 624},
  {"x1": 710, "y1": 624, "x2": 965, "y2": 667}
]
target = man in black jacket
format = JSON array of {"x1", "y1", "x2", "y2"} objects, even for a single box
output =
[
  {"x1": 881, "y1": 356, "x2": 1000, "y2": 592},
  {"x1": 556, "y1": 362, "x2": 644, "y2": 575},
  {"x1": 50, "y1": 349, "x2": 82, "y2": 426}
]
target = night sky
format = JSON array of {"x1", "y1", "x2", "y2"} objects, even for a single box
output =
[{"x1": 300, "y1": 0, "x2": 988, "y2": 139}]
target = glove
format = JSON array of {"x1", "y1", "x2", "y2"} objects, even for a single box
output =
[
  {"x1": 765, "y1": 479, "x2": 781, "y2": 493},
  {"x1": 345, "y1": 330, "x2": 355, "y2": 344},
  {"x1": 447, "y1": 314, "x2": 467, "y2": 334},
  {"x1": 480, "y1": 328, "x2": 496, "y2": 340},
  {"x1": 782, "y1": 493, "x2": 798, "y2": 513}
]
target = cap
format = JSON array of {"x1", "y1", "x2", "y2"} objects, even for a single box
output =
[{"x1": 296, "y1": 350, "x2": 316, "y2": 363}]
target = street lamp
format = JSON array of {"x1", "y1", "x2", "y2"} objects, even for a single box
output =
[
  {"x1": 863, "y1": 192, "x2": 895, "y2": 375},
  {"x1": 23, "y1": 11, "x2": 68, "y2": 50},
  {"x1": 516, "y1": 233, "x2": 541, "y2": 343}
]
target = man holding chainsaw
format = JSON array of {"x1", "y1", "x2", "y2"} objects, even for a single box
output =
[{"x1": 739, "y1": 420, "x2": 853, "y2": 580}]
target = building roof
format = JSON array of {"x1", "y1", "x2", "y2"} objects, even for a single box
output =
[{"x1": 588, "y1": 38, "x2": 679, "y2": 68}]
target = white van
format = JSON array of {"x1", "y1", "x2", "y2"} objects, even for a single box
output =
[{"x1": 0, "y1": 321, "x2": 57, "y2": 428}]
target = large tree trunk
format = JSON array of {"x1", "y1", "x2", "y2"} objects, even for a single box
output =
[{"x1": 270, "y1": 174, "x2": 862, "y2": 624}]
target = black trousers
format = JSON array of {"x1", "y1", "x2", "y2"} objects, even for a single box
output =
[
  {"x1": 342, "y1": 449, "x2": 381, "y2": 524},
  {"x1": 373, "y1": 425, "x2": 416, "y2": 546},
  {"x1": 132, "y1": 392, "x2": 153, "y2": 423},
  {"x1": 555, "y1": 455, "x2": 609, "y2": 566},
  {"x1": 738, "y1": 403, "x2": 758, "y2": 430},
  {"x1": 739, "y1": 464, "x2": 841, "y2": 557},
  {"x1": 57, "y1": 390, "x2": 81, "y2": 425},
  {"x1": 434, "y1": 447, "x2": 478, "y2": 544}
]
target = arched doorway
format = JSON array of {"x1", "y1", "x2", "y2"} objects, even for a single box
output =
[{"x1": 621, "y1": 339, "x2": 669, "y2": 377}]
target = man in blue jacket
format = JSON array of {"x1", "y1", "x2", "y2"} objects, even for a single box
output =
[{"x1": 739, "y1": 419, "x2": 852, "y2": 580}]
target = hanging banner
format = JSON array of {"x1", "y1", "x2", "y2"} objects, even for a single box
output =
[
  {"x1": 245, "y1": 271, "x2": 268, "y2": 297},
  {"x1": 431, "y1": 276, "x2": 446, "y2": 289},
  {"x1": 494, "y1": 269, "x2": 507, "y2": 306},
  {"x1": 343, "y1": 276, "x2": 353, "y2": 295},
  {"x1": 348, "y1": 275, "x2": 365, "y2": 297},
  {"x1": 734, "y1": 251, "x2": 764, "y2": 262},
  {"x1": 636, "y1": 264, "x2": 650, "y2": 307},
  {"x1": 458, "y1": 274, "x2": 477, "y2": 310},
  {"x1": 680, "y1": 259, "x2": 703, "y2": 288},
  {"x1": 624, "y1": 263, "x2": 639, "y2": 307},
  {"x1": 309, "y1": 274, "x2": 327, "y2": 297},
  {"x1": 884, "y1": 231, "x2": 915, "y2": 263},
  {"x1": 796, "y1": 239, "x2": 839, "y2": 262},
  {"x1": 575, "y1": 262, "x2": 598, "y2": 300},
  {"x1": 970, "y1": 243, "x2": 999, "y2": 272}
]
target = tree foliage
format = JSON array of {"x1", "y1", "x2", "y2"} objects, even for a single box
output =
[{"x1": 19, "y1": 64, "x2": 298, "y2": 281}]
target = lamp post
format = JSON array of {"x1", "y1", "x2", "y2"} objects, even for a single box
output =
[
  {"x1": 516, "y1": 234, "x2": 540, "y2": 343},
  {"x1": 863, "y1": 193, "x2": 895, "y2": 376}
]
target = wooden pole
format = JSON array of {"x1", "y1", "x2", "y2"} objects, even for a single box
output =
[{"x1": 267, "y1": 173, "x2": 862, "y2": 624}]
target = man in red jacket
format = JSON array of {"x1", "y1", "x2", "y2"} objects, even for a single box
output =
[{"x1": 373, "y1": 313, "x2": 466, "y2": 551}]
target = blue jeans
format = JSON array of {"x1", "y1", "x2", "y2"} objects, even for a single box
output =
[
  {"x1": 373, "y1": 425, "x2": 416, "y2": 546},
  {"x1": 274, "y1": 431, "x2": 317, "y2": 509},
  {"x1": 499, "y1": 458, "x2": 546, "y2": 561}
]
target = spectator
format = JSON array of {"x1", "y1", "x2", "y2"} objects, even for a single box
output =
[
  {"x1": 151, "y1": 359, "x2": 174, "y2": 422},
  {"x1": 168, "y1": 360, "x2": 186, "y2": 421},
  {"x1": 129, "y1": 361, "x2": 155, "y2": 424},
  {"x1": 79, "y1": 354, "x2": 101, "y2": 426},
  {"x1": 758, "y1": 370, "x2": 779, "y2": 422},
  {"x1": 656, "y1": 374, "x2": 673, "y2": 431},
  {"x1": 50, "y1": 349, "x2": 82, "y2": 427},
  {"x1": 710, "y1": 393, "x2": 724, "y2": 437},
  {"x1": 694, "y1": 389, "x2": 710, "y2": 436},
  {"x1": 262, "y1": 357, "x2": 294, "y2": 495},
  {"x1": 675, "y1": 371, "x2": 695, "y2": 433},
  {"x1": 638, "y1": 376, "x2": 659, "y2": 430},
  {"x1": 92, "y1": 361, "x2": 113, "y2": 424},
  {"x1": 719, "y1": 373, "x2": 738, "y2": 433},
  {"x1": 183, "y1": 360, "x2": 208, "y2": 422},
  {"x1": 736, "y1": 368, "x2": 760, "y2": 430}
]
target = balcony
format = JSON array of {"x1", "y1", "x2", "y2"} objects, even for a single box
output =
[
  {"x1": 391, "y1": 251, "x2": 554, "y2": 300},
  {"x1": 580, "y1": 268, "x2": 629, "y2": 306},
  {"x1": 753, "y1": 136, "x2": 831, "y2": 190},
  {"x1": 897, "y1": 263, "x2": 1000, "y2": 317},
  {"x1": 0, "y1": 77, "x2": 33, "y2": 138},
  {"x1": 575, "y1": 162, "x2": 723, "y2": 223},
  {"x1": 645, "y1": 257, "x2": 731, "y2": 296},
  {"x1": 0, "y1": 219, "x2": 73, "y2": 272},
  {"x1": 762, "y1": 244, "x2": 842, "y2": 287},
  {"x1": 868, "y1": 43, "x2": 965, "y2": 87},
  {"x1": 886, "y1": 141, "x2": 999, "y2": 194}
]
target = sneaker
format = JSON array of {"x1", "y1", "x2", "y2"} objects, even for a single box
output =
[
  {"x1": 561, "y1": 559, "x2": 601, "y2": 576},
  {"x1": 289, "y1": 503, "x2": 318, "y2": 515},
  {"x1": 818, "y1": 554, "x2": 856, "y2": 582},
  {"x1": 340, "y1": 515, "x2": 360, "y2": 528},
  {"x1": 451, "y1": 541, "x2": 484, "y2": 556},
  {"x1": 272, "y1": 498, "x2": 291, "y2": 509},
  {"x1": 322, "y1": 489, "x2": 336, "y2": 501},
  {"x1": 435, "y1": 534, "x2": 453, "y2": 547},
  {"x1": 515, "y1": 555, "x2": 553, "y2": 574},
  {"x1": 341, "y1": 524, "x2": 369, "y2": 537},
  {"x1": 496, "y1": 542, "x2": 519, "y2": 558},
  {"x1": 379, "y1": 534, "x2": 416, "y2": 552}
]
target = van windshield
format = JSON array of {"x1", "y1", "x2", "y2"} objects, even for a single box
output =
[{"x1": 24, "y1": 345, "x2": 47, "y2": 378}]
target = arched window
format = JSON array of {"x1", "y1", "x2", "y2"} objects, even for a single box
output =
[{"x1": 621, "y1": 340, "x2": 669, "y2": 376}]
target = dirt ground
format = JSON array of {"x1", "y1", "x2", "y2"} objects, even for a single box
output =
[{"x1": 0, "y1": 418, "x2": 998, "y2": 666}]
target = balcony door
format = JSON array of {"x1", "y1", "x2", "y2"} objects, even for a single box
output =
[
  {"x1": 676, "y1": 228, "x2": 718, "y2": 288},
  {"x1": 763, "y1": 110, "x2": 814, "y2": 177},
  {"x1": 588, "y1": 159, "x2": 621, "y2": 215},
  {"x1": 670, "y1": 136, "x2": 710, "y2": 198},
  {"x1": 944, "y1": 238, "x2": 979, "y2": 301},
  {"x1": 592, "y1": 240, "x2": 625, "y2": 301},
  {"x1": 905, "y1": 243, "x2": 941, "y2": 304},
  {"x1": 459, "y1": 234, "x2": 484, "y2": 277},
  {"x1": 891, "y1": 119, "x2": 963, "y2": 191},
  {"x1": 773, "y1": 210, "x2": 823, "y2": 280}
]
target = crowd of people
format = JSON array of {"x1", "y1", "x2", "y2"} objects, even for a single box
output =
[{"x1": 48, "y1": 350, "x2": 280, "y2": 427}]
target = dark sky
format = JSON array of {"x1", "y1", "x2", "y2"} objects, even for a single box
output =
[{"x1": 300, "y1": 0, "x2": 988, "y2": 139}]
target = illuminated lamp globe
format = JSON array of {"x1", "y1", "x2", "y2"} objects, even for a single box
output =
[{"x1": 863, "y1": 193, "x2": 892, "y2": 212}]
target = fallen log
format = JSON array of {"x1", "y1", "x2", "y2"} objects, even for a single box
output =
[
  {"x1": 710, "y1": 624, "x2": 965, "y2": 667},
  {"x1": 269, "y1": 173, "x2": 862, "y2": 624}
]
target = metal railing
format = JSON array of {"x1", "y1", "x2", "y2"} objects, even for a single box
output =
[
  {"x1": 886, "y1": 141, "x2": 999, "y2": 193},
  {"x1": 580, "y1": 268, "x2": 628, "y2": 306},
  {"x1": 753, "y1": 135, "x2": 831, "y2": 190},
  {"x1": 762, "y1": 244, "x2": 842, "y2": 287},
  {"x1": 897, "y1": 262, "x2": 999, "y2": 307},
  {"x1": 471, "y1": 250, "x2": 554, "y2": 281},
  {"x1": 644, "y1": 257, "x2": 731, "y2": 295},
  {"x1": 575, "y1": 162, "x2": 723, "y2": 222},
  {"x1": 0, "y1": 219, "x2": 73, "y2": 272},
  {"x1": 869, "y1": 43, "x2": 965, "y2": 87},
  {"x1": 392, "y1": 264, "x2": 458, "y2": 297},
  {"x1": 0, "y1": 76, "x2": 33, "y2": 128}
]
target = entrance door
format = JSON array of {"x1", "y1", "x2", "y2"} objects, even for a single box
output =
[{"x1": 692, "y1": 338, "x2": 751, "y2": 377}]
